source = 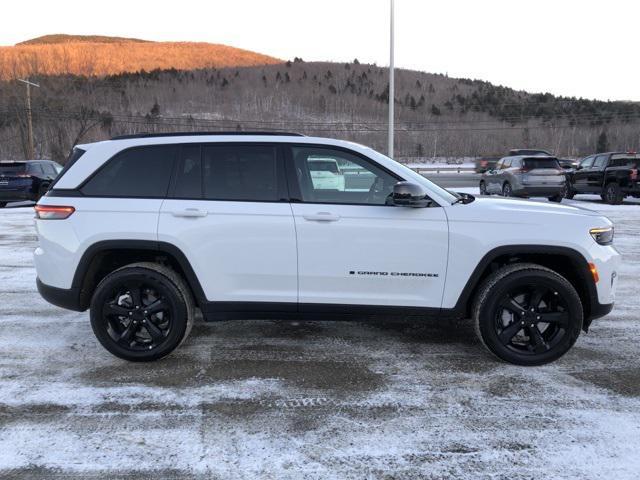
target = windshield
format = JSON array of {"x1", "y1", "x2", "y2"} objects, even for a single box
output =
[{"x1": 366, "y1": 149, "x2": 459, "y2": 204}]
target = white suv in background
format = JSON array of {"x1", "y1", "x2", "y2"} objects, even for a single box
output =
[{"x1": 34, "y1": 132, "x2": 620, "y2": 365}]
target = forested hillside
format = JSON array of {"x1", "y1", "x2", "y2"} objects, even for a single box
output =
[{"x1": 1, "y1": 51, "x2": 639, "y2": 162}]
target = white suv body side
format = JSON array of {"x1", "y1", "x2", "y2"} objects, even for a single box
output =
[
  {"x1": 35, "y1": 134, "x2": 619, "y2": 309},
  {"x1": 33, "y1": 134, "x2": 620, "y2": 364}
]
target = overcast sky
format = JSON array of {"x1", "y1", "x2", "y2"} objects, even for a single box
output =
[{"x1": 1, "y1": 0, "x2": 638, "y2": 101}]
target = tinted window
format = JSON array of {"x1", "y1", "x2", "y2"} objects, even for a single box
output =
[
  {"x1": 0, "y1": 163, "x2": 26, "y2": 175},
  {"x1": 593, "y1": 155, "x2": 607, "y2": 168},
  {"x1": 580, "y1": 156, "x2": 595, "y2": 168},
  {"x1": 27, "y1": 163, "x2": 44, "y2": 175},
  {"x1": 292, "y1": 146, "x2": 399, "y2": 205},
  {"x1": 42, "y1": 163, "x2": 57, "y2": 175},
  {"x1": 82, "y1": 146, "x2": 176, "y2": 197},
  {"x1": 523, "y1": 158, "x2": 560, "y2": 169},
  {"x1": 610, "y1": 156, "x2": 639, "y2": 167},
  {"x1": 202, "y1": 145, "x2": 278, "y2": 201},
  {"x1": 173, "y1": 145, "x2": 202, "y2": 198}
]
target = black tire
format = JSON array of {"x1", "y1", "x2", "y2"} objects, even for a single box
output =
[
  {"x1": 502, "y1": 182, "x2": 513, "y2": 197},
  {"x1": 603, "y1": 182, "x2": 623, "y2": 205},
  {"x1": 90, "y1": 262, "x2": 195, "y2": 362},
  {"x1": 0, "y1": 202, "x2": 6, "y2": 208},
  {"x1": 563, "y1": 181, "x2": 575, "y2": 199},
  {"x1": 472, "y1": 263, "x2": 583, "y2": 366},
  {"x1": 479, "y1": 181, "x2": 487, "y2": 195}
]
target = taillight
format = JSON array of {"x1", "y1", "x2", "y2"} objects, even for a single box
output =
[
  {"x1": 34, "y1": 205, "x2": 75, "y2": 220},
  {"x1": 631, "y1": 169, "x2": 638, "y2": 181}
]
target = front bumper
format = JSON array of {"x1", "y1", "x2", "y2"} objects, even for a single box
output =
[{"x1": 36, "y1": 278, "x2": 83, "y2": 312}]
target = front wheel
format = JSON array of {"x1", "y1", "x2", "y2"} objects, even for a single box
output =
[
  {"x1": 90, "y1": 262, "x2": 195, "y2": 361},
  {"x1": 473, "y1": 263, "x2": 583, "y2": 366},
  {"x1": 502, "y1": 182, "x2": 513, "y2": 197}
]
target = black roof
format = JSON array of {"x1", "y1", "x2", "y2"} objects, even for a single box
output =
[{"x1": 111, "y1": 131, "x2": 305, "y2": 140}]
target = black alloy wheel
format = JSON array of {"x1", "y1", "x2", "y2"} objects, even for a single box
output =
[
  {"x1": 604, "y1": 182, "x2": 623, "y2": 205},
  {"x1": 90, "y1": 263, "x2": 193, "y2": 361},
  {"x1": 474, "y1": 263, "x2": 583, "y2": 365}
]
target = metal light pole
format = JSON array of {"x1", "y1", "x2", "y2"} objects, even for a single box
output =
[
  {"x1": 388, "y1": 0, "x2": 395, "y2": 158},
  {"x1": 18, "y1": 79, "x2": 40, "y2": 159}
]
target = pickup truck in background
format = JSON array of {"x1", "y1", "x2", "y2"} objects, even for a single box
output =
[{"x1": 567, "y1": 152, "x2": 639, "y2": 204}]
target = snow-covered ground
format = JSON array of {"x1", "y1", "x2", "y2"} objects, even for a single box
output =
[{"x1": 1, "y1": 198, "x2": 639, "y2": 479}]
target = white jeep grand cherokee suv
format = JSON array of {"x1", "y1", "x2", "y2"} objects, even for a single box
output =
[{"x1": 34, "y1": 132, "x2": 620, "y2": 365}]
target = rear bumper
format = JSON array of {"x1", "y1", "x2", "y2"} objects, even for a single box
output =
[
  {"x1": 36, "y1": 278, "x2": 84, "y2": 312},
  {"x1": 514, "y1": 185, "x2": 565, "y2": 197}
]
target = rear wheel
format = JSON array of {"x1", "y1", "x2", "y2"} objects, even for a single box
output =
[
  {"x1": 502, "y1": 182, "x2": 513, "y2": 197},
  {"x1": 603, "y1": 182, "x2": 623, "y2": 205},
  {"x1": 0, "y1": 202, "x2": 6, "y2": 208},
  {"x1": 473, "y1": 263, "x2": 583, "y2": 366},
  {"x1": 548, "y1": 194, "x2": 563, "y2": 203},
  {"x1": 90, "y1": 262, "x2": 195, "y2": 362},
  {"x1": 479, "y1": 181, "x2": 487, "y2": 195}
]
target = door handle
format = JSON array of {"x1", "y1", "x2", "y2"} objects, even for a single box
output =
[
  {"x1": 172, "y1": 208, "x2": 208, "y2": 218},
  {"x1": 302, "y1": 212, "x2": 341, "y2": 222}
]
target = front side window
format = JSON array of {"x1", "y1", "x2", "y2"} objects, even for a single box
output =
[
  {"x1": 593, "y1": 155, "x2": 608, "y2": 168},
  {"x1": 82, "y1": 145, "x2": 176, "y2": 197},
  {"x1": 292, "y1": 146, "x2": 399, "y2": 205},
  {"x1": 202, "y1": 144, "x2": 279, "y2": 201},
  {"x1": 580, "y1": 156, "x2": 595, "y2": 169}
]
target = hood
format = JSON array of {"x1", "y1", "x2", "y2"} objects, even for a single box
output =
[{"x1": 464, "y1": 196, "x2": 603, "y2": 218}]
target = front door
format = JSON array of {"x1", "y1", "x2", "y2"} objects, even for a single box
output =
[
  {"x1": 573, "y1": 155, "x2": 595, "y2": 192},
  {"x1": 287, "y1": 145, "x2": 449, "y2": 310}
]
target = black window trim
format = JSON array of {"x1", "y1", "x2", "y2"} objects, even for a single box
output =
[{"x1": 283, "y1": 143, "x2": 415, "y2": 208}]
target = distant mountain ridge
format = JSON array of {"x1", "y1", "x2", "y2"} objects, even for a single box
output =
[{"x1": 0, "y1": 34, "x2": 281, "y2": 79}]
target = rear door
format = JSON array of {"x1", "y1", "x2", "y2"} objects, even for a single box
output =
[
  {"x1": 286, "y1": 145, "x2": 448, "y2": 309},
  {"x1": 158, "y1": 143, "x2": 298, "y2": 310}
]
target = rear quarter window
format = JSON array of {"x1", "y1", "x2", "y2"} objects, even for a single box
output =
[{"x1": 81, "y1": 145, "x2": 177, "y2": 197}]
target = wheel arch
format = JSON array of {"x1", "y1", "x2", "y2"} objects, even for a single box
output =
[
  {"x1": 72, "y1": 240, "x2": 207, "y2": 311},
  {"x1": 453, "y1": 245, "x2": 598, "y2": 328}
]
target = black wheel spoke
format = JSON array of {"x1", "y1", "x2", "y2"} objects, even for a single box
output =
[
  {"x1": 500, "y1": 297, "x2": 527, "y2": 316},
  {"x1": 528, "y1": 325, "x2": 548, "y2": 353},
  {"x1": 529, "y1": 287, "x2": 546, "y2": 310},
  {"x1": 117, "y1": 322, "x2": 137, "y2": 346},
  {"x1": 145, "y1": 298, "x2": 168, "y2": 315},
  {"x1": 104, "y1": 302, "x2": 130, "y2": 317},
  {"x1": 126, "y1": 283, "x2": 143, "y2": 308},
  {"x1": 499, "y1": 321, "x2": 523, "y2": 345},
  {"x1": 538, "y1": 311, "x2": 570, "y2": 326},
  {"x1": 143, "y1": 320, "x2": 164, "y2": 343}
]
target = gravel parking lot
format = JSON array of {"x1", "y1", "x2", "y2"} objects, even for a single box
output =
[{"x1": 1, "y1": 195, "x2": 639, "y2": 479}]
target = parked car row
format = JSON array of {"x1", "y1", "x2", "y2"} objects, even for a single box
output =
[
  {"x1": 478, "y1": 149, "x2": 639, "y2": 205},
  {"x1": 0, "y1": 160, "x2": 62, "y2": 207}
]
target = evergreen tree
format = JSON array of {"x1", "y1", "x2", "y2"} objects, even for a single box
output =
[{"x1": 596, "y1": 131, "x2": 608, "y2": 153}]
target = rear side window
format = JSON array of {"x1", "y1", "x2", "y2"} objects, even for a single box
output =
[
  {"x1": 173, "y1": 145, "x2": 202, "y2": 198},
  {"x1": 82, "y1": 145, "x2": 176, "y2": 197},
  {"x1": 523, "y1": 158, "x2": 560, "y2": 169},
  {"x1": 610, "y1": 156, "x2": 639, "y2": 167},
  {"x1": 42, "y1": 163, "x2": 57, "y2": 175},
  {"x1": 202, "y1": 145, "x2": 278, "y2": 201},
  {"x1": 27, "y1": 163, "x2": 44, "y2": 175},
  {"x1": 0, "y1": 163, "x2": 26, "y2": 175}
]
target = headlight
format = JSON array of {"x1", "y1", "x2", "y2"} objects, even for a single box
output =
[{"x1": 590, "y1": 227, "x2": 614, "y2": 245}]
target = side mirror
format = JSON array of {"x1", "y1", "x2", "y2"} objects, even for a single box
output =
[
  {"x1": 392, "y1": 181, "x2": 431, "y2": 208},
  {"x1": 576, "y1": 165, "x2": 582, "y2": 170}
]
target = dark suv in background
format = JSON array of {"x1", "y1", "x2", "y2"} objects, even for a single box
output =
[{"x1": 0, "y1": 160, "x2": 62, "y2": 207}]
